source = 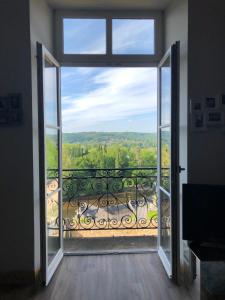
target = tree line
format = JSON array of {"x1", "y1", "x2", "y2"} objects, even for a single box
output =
[
  {"x1": 46, "y1": 131, "x2": 170, "y2": 170},
  {"x1": 46, "y1": 132, "x2": 169, "y2": 197}
]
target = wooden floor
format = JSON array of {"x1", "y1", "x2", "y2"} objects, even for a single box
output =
[{"x1": 0, "y1": 254, "x2": 194, "y2": 300}]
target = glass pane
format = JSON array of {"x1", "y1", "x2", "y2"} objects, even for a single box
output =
[
  {"x1": 46, "y1": 128, "x2": 59, "y2": 194},
  {"x1": 63, "y1": 19, "x2": 106, "y2": 54},
  {"x1": 160, "y1": 190, "x2": 171, "y2": 263},
  {"x1": 47, "y1": 191, "x2": 60, "y2": 265},
  {"x1": 44, "y1": 60, "x2": 58, "y2": 126},
  {"x1": 160, "y1": 127, "x2": 170, "y2": 192},
  {"x1": 160, "y1": 57, "x2": 171, "y2": 125},
  {"x1": 112, "y1": 19, "x2": 154, "y2": 55}
]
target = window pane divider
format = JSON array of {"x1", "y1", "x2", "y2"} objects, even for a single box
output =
[
  {"x1": 159, "y1": 186, "x2": 170, "y2": 197},
  {"x1": 46, "y1": 188, "x2": 61, "y2": 199},
  {"x1": 55, "y1": 10, "x2": 163, "y2": 66},
  {"x1": 46, "y1": 124, "x2": 60, "y2": 130},
  {"x1": 159, "y1": 123, "x2": 171, "y2": 129},
  {"x1": 106, "y1": 17, "x2": 112, "y2": 56}
]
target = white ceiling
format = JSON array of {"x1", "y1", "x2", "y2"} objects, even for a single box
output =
[{"x1": 47, "y1": 0, "x2": 171, "y2": 10}]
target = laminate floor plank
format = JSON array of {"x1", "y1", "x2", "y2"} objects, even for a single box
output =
[{"x1": 0, "y1": 254, "x2": 194, "y2": 300}]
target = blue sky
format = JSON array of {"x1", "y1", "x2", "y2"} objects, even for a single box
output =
[
  {"x1": 61, "y1": 19, "x2": 157, "y2": 133},
  {"x1": 112, "y1": 19, "x2": 154, "y2": 54},
  {"x1": 61, "y1": 67, "x2": 157, "y2": 133},
  {"x1": 64, "y1": 19, "x2": 106, "y2": 54},
  {"x1": 63, "y1": 18, "x2": 154, "y2": 54}
]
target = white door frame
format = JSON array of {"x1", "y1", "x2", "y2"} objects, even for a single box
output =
[
  {"x1": 37, "y1": 42, "x2": 63, "y2": 285},
  {"x1": 157, "y1": 42, "x2": 180, "y2": 282}
]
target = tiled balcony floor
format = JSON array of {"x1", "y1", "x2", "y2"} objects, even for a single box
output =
[{"x1": 64, "y1": 236, "x2": 157, "y2": 254}]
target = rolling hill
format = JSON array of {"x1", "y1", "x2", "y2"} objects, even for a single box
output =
[{"x1": 62, "y1": 132, "x2": 157, "y2": 147}]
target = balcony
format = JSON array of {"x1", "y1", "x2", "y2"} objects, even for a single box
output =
[{"x1": 59, "y1": 167, "x2": 158, "y2": 253}]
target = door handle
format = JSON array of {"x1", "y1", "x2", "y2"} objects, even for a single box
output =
[{"x1": 179, "y1": 166, "x2": 186, "y2": 173}]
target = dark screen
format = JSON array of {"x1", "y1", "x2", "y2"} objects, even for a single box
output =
[{"x1": 182, "y1": 184, "x2": 225, "y2": 242}]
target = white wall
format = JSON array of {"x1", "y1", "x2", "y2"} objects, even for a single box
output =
[
  {"x1": 165, "y1": 0, "x2": 225, "y2": 293},
  {"x1": 0, "y1": 0, "x2": 35, "y2": 283},
  {"x1": 0, "y1": 0, "x2": 53, "y2": 284},
  {"x1": 187, "y1": 1, "x2": 225, "y2": 296},
  {"x1": 188, "y1": 0, "x2": 225, "y2": 185},
  {"x1": 164, "y1": 0, "x2": 188, "y2": 282}
]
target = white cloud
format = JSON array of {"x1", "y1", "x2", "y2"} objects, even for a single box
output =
[{"x1": 62, "y1": 67, "x2": 157, "y2": 132}]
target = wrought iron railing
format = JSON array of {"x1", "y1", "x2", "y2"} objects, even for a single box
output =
[{"x1": 60, "y1": 167, "x2": 158, "y2": 232}]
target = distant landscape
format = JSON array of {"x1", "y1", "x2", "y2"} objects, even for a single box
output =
[
  {"x1": 61, "y1": 132, "x2": 158, "y2": 170},
  {"x1": 46, "y1": 131, "x2": 170, "y2": 170},
  {"x1": 63, "y1": 132, "x2": 157, "y2": 146}
]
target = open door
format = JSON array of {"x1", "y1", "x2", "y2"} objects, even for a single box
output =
[
  {"x1": 157, "y1": 42, "x2": 180, "y2": 281},
  {"x1": 37, "y1": 43, "x2": 63, "y2": 285}
]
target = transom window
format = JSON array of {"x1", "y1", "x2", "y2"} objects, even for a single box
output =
[
  {"x1": 63, "y1": 19, "x2": 106, "y2": 54},
  {"x1": 55, "y1": 11, "x2": 163, "y2": 66},
  {"x1": 112, "y1": 19, "x2": 155, "y2": 55}
]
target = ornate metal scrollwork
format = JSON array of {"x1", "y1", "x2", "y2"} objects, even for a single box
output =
[{"x1": 61, "y1": 168, "x2": 158, "y2": 231}]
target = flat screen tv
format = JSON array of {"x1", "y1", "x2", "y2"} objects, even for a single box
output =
[{"x1": 183, "y1": 184, "x2": 225, "y2": 242}]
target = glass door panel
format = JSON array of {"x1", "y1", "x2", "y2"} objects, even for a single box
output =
[
  {"x1": 46, "y1": 128, "x2": 59, "y2": 193},
  {"x1": 37, "y1": 43, "x2": 63, "y2": 285},
  {"x1": 44, "y1": 61, "x2": 58, "y2": 126},
  {"x1": 47, "y1": 191, "x2": 60, "y2": 265},
  {"x1": 160, "y1": 127, "x2": 171, "y2": 192},
  {"x1": 160, "y1": 190, "x2": 171, "y2": 264},
  {"x1": 158, "y1": 42, "x2": 179, "y2": 280},
  {"x1": 160, "y1": 57, "x2": 171, "y2": 125}
]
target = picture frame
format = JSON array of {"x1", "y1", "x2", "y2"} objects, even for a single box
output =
[
  {"x1": 190, "y1": 99, "x2": 203, "y2": 114},
  {"x1": 191, "y1": 112, "x2": 206, "y2": 131},
  {"x1": 0, "y1": 94, "x2": 23, "y2": 127},
  {"x1": 10, "y1": 95, "x2": 21, "y2": 109},
  {"x1": 219, "y1": 94, "x2": 225, "y2": 109},
  {"x1": 205, "y1": 96, "x2": 218, "y2": 109},
  {"x1": 205, "y1": 110, "x2": 224, "y2": 127},
  {"x1": 0, "y1": 97, "x2": 9, "y2": 112},
  {"x1": 0, "y1": 112, "x2": 9, "y2": 125},
  {"x1": 222, "y1": 95, "x2": 225, "y2": 105}
]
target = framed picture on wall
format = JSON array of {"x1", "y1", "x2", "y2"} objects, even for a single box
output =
[
  {"x1": 219, "y1": 94, "x2": 225, "y2": 108},
  {"x1": 0, "y1": 97, "x2": 9, "y2": 112},
  {"x1": 190, "y1": 99, "x2": 203, "y2": 114},
  {"x1": 205, "y1": 96, "x2": 218, "y2": 109},
  {"x1": 205, "y1": 110, "x2": 224, "y2": 127},
  {"x1": 191, "y1": 113, "x2": 206, "y2": 131},
  {"x1": 222, "y1": 95, "x2": 225, "y2": 105},
  {"x1": 0, "y1": 94, "x2": 23, "y2": 126},
  {"x1": 0, "y1": 112, "x2": 9, "y2": 125}
]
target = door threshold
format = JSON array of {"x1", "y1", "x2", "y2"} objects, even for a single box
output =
[{"x1": 64, "y1": 248, "x2": 157, "y2": 256}]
